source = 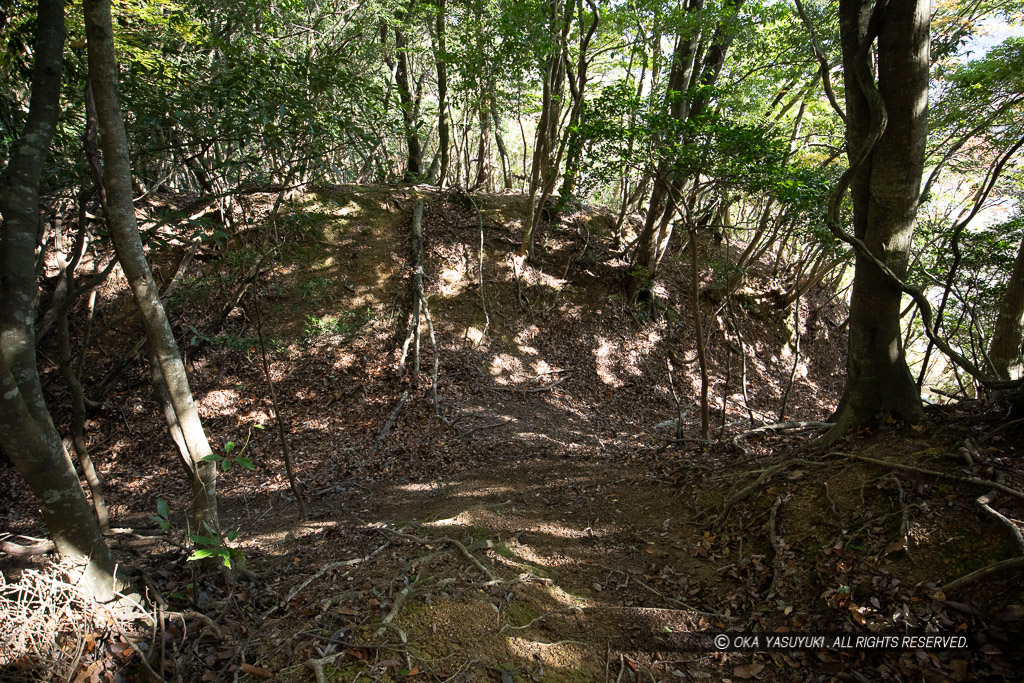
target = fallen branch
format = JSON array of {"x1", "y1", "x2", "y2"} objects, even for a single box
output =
[
  {"x1": 827, "y1": 452, "x2": 1024, "y2": 501},
  {"x1": 0, "y1": 540, "x2": 56, "y2": 557},
  {"x1": 976, "y1": 492, "x2": 1024, "y2": 554}
]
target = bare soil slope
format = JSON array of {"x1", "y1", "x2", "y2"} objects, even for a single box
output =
[{"x1": 2, "y1": 186, "x2": 1022, "y2": 682}]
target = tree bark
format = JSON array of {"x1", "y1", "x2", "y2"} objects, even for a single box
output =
[
  {"x1": 0, "y1": 0, "x2": 121, "y2": 601},
  {"x1": 84, "y1": 0, "x2": 219, "y2": 534},
  {"x1": 389, "y1": 1, "x2": 423, "y2": 182},
  {"x1": 989, "y1": 235, "x2": 1024, "y2": 379},
  {"x1": 433, "y1": 0, "x2": 450, "y2": 188},
  {"x1": 828, "y1": 0, "x2": 929, "y2": 432}
]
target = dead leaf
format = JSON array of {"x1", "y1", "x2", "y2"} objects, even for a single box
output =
[
  {"x1": 240, "y1": 663, "x2": 274, "y2": 679},
  {"x1": 733, "y1": 662, "x2": 765, "y2": 678},
  {"x1": 882, "y1": 540, "x2": 906, "y2": 556}
]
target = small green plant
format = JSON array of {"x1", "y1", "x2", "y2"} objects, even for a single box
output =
[
  {"x1": 300, "y1": 276, "x2": 336, "y2": 302},
  {"x1": 201, "y1": 424, "x2": 263, "y2": 472},
  {"x1": 149, "y1": 498, "x2": 172, "y2": 530},
  {"x1": 303, "y1": 308, "x2": 369, "y2": 340},
  {"x1": 187, "y1": 524, "x2": 245, "y2": 569}
]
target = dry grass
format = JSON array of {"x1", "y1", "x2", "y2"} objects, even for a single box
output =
[{"x1": 0, "y1": 564, "x2": 109, "y2": 682}]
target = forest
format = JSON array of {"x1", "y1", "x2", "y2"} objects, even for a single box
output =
[{"x1": 2, "y1": 0, "x2": 1024, "y2": 680}]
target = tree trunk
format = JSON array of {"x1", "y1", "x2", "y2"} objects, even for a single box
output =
[
  {"x1": 393, "y1": 2, "x2": 423, "y2": 182},
  {"x1": 828, "y1": 0, "x2": 929, "y2": 431},
  {"x1": 989, "y1": 235, "x2": 1024, "y2": 379},
  {"x1": 84, "y1": 0, "x2": 219, "y2": 534},
  {"x1": 433, "y1": 0, "x2": 450, "y2": 188},
  {"x1": 0, "y1": 0, "x2": 121, "y2": 601}
]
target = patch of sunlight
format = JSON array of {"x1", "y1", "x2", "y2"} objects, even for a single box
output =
[
  {"x1": 333, "y1": 351, "x2": 357, "y2": 370},
  {"x1": 491, "y1": 543, "x2": 569, "y2": 572},
  {"x1": 520, "y1": 264, "x2": 565, "y2": 290},
  {"x1": 523, "y1": 521, "x2": 600, "y2": 541},
  {"x1": 424, "y1": 511, "x2": 475, "y2": 527},
  {"x1": 506, "y1": 636, "x2": 588, "y2": 668},
  {"x1": 531, "y1": 359, "x2": 553, "y2": 375},
  {"x1": 446, "y1": 484, "x2": 515, "y2": 498},
  {"x1": 515, "y1": 325, "x2": 540, "y2": 344},
  {"x1": 546, "y1": 583, "x2": 593, "y2": 608},
  {"x1": 466, "y1": 326, "x2": 484, "y2": 345},
  {"x1": 594, "y1": 338, "x2": 623, "y2": 387},
  {"x1": 437, "y1": 265, "x2": 469, "y2": 297},
  {"x1": 201, "y1": 388, "x2": 240, "y2": 415},
  {"x1": 394, "y1": 483, "x2": 435, "y2": 493},
  {"x1": 334, "y1": 200, "x2": 361, "y2": 217},
  {"x1": 518, "y1": 345, "x2": 539, "y2": 356},
  {"x1": 490, "y1": 353, "x2": 524, "y2": 380},
  {"x1": 648, "y1": 330, "x2": 662, "y2": 344}
]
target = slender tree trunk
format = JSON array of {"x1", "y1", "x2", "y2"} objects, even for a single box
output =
[
  {"x1": 474, "y1": 94, "x2": 492, "y2": 190},
  {"x1": 989, "y1": 235, "x2": 1024, "y2": 379},
  {"x1": 0, "y1": 0, "x2": 121, "y2": 601},
  {"x1": 388, "y1": 1, "x2": 422, "y2": 182},
  {"x1": 492, "y1": 108, "x2": 513, "y2": 190},
  {"x1": 84, "y1": 0, "x2": 220, "y2": 534},
  {"x1": 434, "y1": 0, "x2": 450, "y2": 188},
  {"x1": 828, "y1": 0, "x2": 929, "y2": 432}
]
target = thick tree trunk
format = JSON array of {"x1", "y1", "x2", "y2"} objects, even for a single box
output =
[
  {"x1": 989, "y1": 235, "x2": 1024, "y2": 379},
  {"x1": 84, "y1": 0, "x2": 219, "y2": 534},
  {"x1": 829, "y1": 0, "x2": 929, "y2": 431},
  {"x1": 0, "y1": 0, "x2": 120, "y2": 601}
]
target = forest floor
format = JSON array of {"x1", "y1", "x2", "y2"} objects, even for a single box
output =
[{"x1": 2, "y1": 185, "x2": 1023, "y2": 682}]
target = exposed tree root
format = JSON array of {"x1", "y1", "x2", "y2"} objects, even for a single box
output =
[
  {"x1": 731, "y1": 421, "x2": 833, "y2": 455},
  {"x1": 941, "y1": 556, "x2": 1024, "y2": 593},
  {"x1": 715, "y1": 458, "x2": 828, "y2": 528},
  {"x1": 975, "y1": 492, "x2": 1024, "y2": 554},
  {"x1": 826, "y1": 452, "x2": 1024, "y2": 501},
  {"x1": 379, "y1": 528, "x2": 498, "y2": 583}
]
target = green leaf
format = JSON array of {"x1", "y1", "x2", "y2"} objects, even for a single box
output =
[
  {"x1": 200, "y1": 454, "x2": 222, "y2": 462},
  {"x1": 189, "y1": 534, "x2": 220, "y2": 546},
  {"x1": 221, "y1": 459, "x2": 231, "y2": 472},
  {"x1": 187, "y1": 548, "x2": 219, "y2": 561},
  {"x1": 157, "y1": 499, "x2": 170, "y2": 519},
  {"x1": 227, "y1": 531, "x2": 238, "y2": 542},
  {"x1": 235, "y1": 457, "x2": 255, "y2": 470},
  {"x1": 224, "y1": 441, "x2": 236, "y2": 454},
  {"x1": 254, "y1": 424, "x2": 265, "y2": 430}
]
